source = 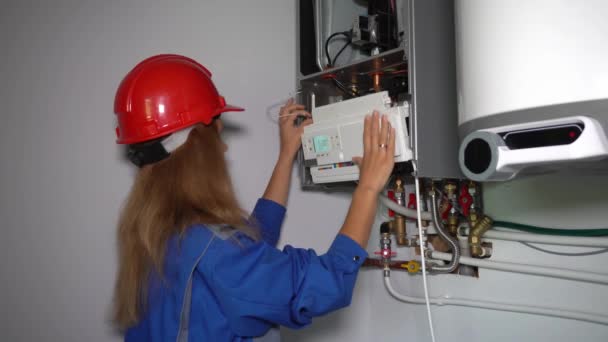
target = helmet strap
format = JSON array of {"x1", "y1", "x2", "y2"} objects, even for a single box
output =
[
  {"x1": 126, "y1": 126, "x2": 195, "y2": 168},
  {"x1": 161, "y1": 126, "x2": 195, "y2": 153}
]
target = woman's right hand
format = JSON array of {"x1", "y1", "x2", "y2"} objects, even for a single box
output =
[
  {"x1": 352, "y1": 111, "x2": 395, "y2": 194},
  {"x1": 339, "y1": 111, "x2": 395, "y2": 248}
]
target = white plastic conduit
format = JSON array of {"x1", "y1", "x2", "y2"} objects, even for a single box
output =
[
  {"x1": 429, "y1": 251, "x2": 608, "y2": 285},
  {"x1": 381, "y1": 195, "x2": 608, "y2": 248},
  {"x1": 476, "y1": 229, "x2": 608, "y2": 248},
  {"x1": 379, "y1": 194, "x2": 433, "y2": 220},
  {"x1": 384, "y1": 276, "x2": 608, "y2": 325}
]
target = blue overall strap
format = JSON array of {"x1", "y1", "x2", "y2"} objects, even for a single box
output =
[
  {"x1": 176, "y1": 226, "x2": 281, "y2": 342},
  {"x1": 175, "y1": 235, "x2": 216, "y2": 342}
]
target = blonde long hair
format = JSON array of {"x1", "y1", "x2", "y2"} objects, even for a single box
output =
[{"x1": 113, "y1": 123, "x2": 256, "y2": 329}]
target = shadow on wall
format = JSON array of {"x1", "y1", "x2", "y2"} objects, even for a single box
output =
[{"x1": 483, "y1": 172, "x2": 608, "y2": 227}]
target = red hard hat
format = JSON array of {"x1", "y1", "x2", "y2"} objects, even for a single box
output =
[{"x1": 114, "y1": 54, "x2": 243, "y2": 144}]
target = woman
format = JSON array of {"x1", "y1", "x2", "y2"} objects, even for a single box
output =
[{"x1": 113, "y1": 54, "x2": 395, "y2": 341}]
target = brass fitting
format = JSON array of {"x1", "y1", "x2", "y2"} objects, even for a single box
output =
[
  {"x1": 444, "y1": 183, "x2": 457, "y2": 199},
  {"x1": 447, "y1": 213, "x2": 459, "y2": 235},
  {"x1": 393, "y1": 178, "x2": 407, "y2": 245},
  {"x1": 468, "y1": 181, "x2": 477, "y2": 197},
  {"x1": 400, "y1": 260, "x2": 421, "y2": 274},
  {"x1": 391, "y1": 215, "x2": 407, "y2": 245},
  {"x1": 395, "y1": 178, "x2": 404, "y2": 194},
  {"x1": 468, "y1": 207, "x2": 479, "y2": 228},
  {"x1": 469, "y1": 216, "x2": 494, "y2": 257}
]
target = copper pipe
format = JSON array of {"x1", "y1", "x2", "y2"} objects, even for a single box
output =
[{"x1": 372, "y1": 73, "x2": 381, "y2": 92}]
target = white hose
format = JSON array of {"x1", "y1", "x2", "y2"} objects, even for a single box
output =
[
  {"x1": 379, "y1": 194, "x2": 433, "y2": 220},
  {"x1": 384, "y1": 276, "x2": 608, "y2": 325},
  {"x1": 477, "y1": 229, "x2": 608, "y2": 248},
  {"x1": 381, "y1": 196, "x2": 608, "y2": 248},
  {"x1": 429, "y1": 251, "x2": 608, "y2": 285}
]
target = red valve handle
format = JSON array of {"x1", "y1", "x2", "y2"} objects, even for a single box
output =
[
  {"x1": 374, "y1": 250, "x2": 397, "y2": 257},
  {"x1": 441, "y1": 202, "x2": 452, "y2": 220},
  {"x1": 387, "y1": 190, "x2": 396, "y2": 217},
  {"x1": 459, "y1": 184, "x2": 473, "y2": 217},
  {"x1": 407, "y1": 193, "x2": 417, "y2": 209}
]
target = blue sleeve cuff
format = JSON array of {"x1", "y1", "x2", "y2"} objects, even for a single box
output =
[
  {"x1": 252, "y1": 198, "x2": 286, "y2": 246},
  {"x1": 327, "y1": 234, "x2": 368, "y2": 273},
  {"x1": 255, "y1": 198, "x2": 286, "y2": 214}
]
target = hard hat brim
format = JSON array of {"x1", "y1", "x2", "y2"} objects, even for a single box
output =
[{"x1": 217, "y1": 104, "x2": 245, "y2": 114}]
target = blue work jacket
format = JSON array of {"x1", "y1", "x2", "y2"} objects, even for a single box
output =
[{"x1": 125, "y1": 198, "x2": 368, "y2": 341}]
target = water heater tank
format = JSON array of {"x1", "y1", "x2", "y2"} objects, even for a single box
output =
[{"x1": 455, "y1": 0, "x2": 608, "y2": 181}]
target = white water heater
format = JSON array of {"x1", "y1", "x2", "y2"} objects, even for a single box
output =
[{"x1": 455, "y1": 0, "x2": 608, "y2": 181}]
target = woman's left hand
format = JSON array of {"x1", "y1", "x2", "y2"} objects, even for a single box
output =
[{"x1": 278, "y1": 99, "x2": 313, "y2": 160}]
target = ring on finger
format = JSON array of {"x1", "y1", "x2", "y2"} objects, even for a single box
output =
[{"x1": 379, "y1": 143, "x2": 387, "y2": 149}]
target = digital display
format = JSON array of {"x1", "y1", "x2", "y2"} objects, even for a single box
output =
[{"x1": 313, "y1": 135, "x2": 331, "y2": 153}]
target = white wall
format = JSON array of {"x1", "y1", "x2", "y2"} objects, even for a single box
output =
[
  {"x1": 0, "y1": 1, "x2": 350, "y2": 341},
  {"x1": 1, "y1": 1, "x2": 607, "y2": 342}
]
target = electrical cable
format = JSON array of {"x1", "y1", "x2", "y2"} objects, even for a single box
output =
[
  {"x1": 331, "y1": 78, "x2": 358, "y2": 97},
  {"x1": 414, "y1": 175, "x2": 436, "y2": 342},
  {"x1": 494, "y1": 221, "x2": 608, "y2": 237},
  {"x1": 520, "y1": 242, "x2": 608, "y2": 257},
  {"x1": 464, "y1": 228, "x2": 608, "y2": 248},
  {"x1": 331, "y1": 40, "x2": 351, "y2": 67},
  {"x1": 264, "y1": 91, "x2": 304, "y2": 124},
  {"x1": 324, "y1": 31, "x2": 350, "y2": 68}
]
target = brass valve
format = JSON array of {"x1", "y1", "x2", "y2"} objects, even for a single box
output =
[
  {"x1": 469, "y1": 216, "x2": 494, "y2": 257},
  {"x1": 447, "y1": 212, "x2": 459, "y2": 235},
  {"x1": 468, "y1": 207, "x2": 479, "y2": 228},
  {"x1": 444, "y1": 183, "x2": 457, "y2": 198},
  {"x1": 398, "y1": 260, "x2": 421, "y2": 274},
  {"x1": 393, "y1": 178, "x2": 407, "y2": 246}
]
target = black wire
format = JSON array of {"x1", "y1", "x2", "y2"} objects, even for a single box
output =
[
  {"x1": 520, "y1": 242, "x2": 608, "y2": 257},
  {"x1": 324, "y1": 31, "x2": 350, "y2": 68},
  {"x1": 324, "y1": 31, "x2": 357, "y2": 96},
  {"x1": 495, "y1": 221, "x2": 608, "y2": 236},
  {"x1": 332, "y1": 40, "x2": 352, "y2": 67},
  {"x1": 332, "y1": 78, "x2": 358, "y2": 97}
]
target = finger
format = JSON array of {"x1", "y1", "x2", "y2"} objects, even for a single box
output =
[
  {"x1": 352, "y1": 157, "x2": 362, "y2": 168},
  {"x1": 363, "y1": 115, "x2": 371, "y2": 156},
  {"x1": 297, "y1": 119, "x2": 314, "y2": 133},
  {"x1": 299, "y1": 118, "x2": 314, "y2": 127},
  {"x1": 280, "y1": 110, "x2": 308, "y2": 118},
  {"x1": 279, "y1": 114, "x2": 290, "y2": 124},
  {"x1": 279, "y1": 99, "x2": 295, "y2": 114},
  {"x1": 387, "y1": 126, "x2": 396, "y2": 158},
  {"x1": 380, "y1": 115, "x2": 389, "y2": 151},
  {"x1": 279, "y1": 112, "x2": 310, "y2": 127},
  {"x1": 370, "y1": 111, "x2": 380, "y2": 150},
  {"x1": 285, "y1": 104, "x2": 305, "y2": 113},
  {"x1": 293, "y1": 110, "x2": 310, "y2": 117}
]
